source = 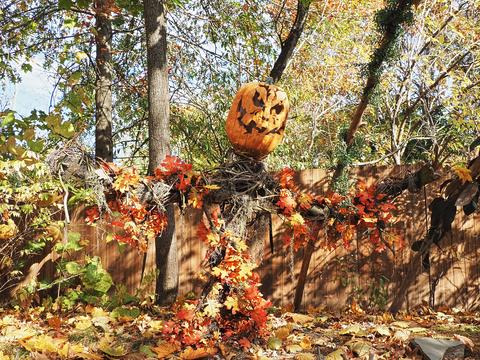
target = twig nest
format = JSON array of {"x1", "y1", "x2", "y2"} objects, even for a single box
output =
[{"x1": 225, "y1": 82, "x2": 289, "y2": 160}]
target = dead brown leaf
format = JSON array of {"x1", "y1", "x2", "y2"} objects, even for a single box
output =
[{"x1": 284, "y1": 312, "x2": 315, "y2": 325}]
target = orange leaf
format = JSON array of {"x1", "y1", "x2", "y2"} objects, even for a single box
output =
[
  {"x1": 180, "y1": 346, "x2": 217, "y2": 359},
  {"x1": 152, "y1": 342, "x2": 179, "y2": 358},
  {"x1": 48, "y1": 316, "x2": 62, "y2": 330},
  {"x1": 277, "y1": 167, "x2": 296, "y2": 189},
  {"x1": 239, "y1": 337, "x2": 251, "y2": 350},
  {"x1": 453, "y1": 165, "x2": 473, "y2": 184}
]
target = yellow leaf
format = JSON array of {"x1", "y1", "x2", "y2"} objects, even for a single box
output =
[
  {"x1": 22, "y1": 128, "x2": 35, "y2": 141},
  {"x1": 453, "y1": 165, "x2": 473, "y2": 184},
  {"x1": 274, "y1": 326, "x2": 291, "y2": 340},
  {"x1": 339, "y1": 324, "x2": 368, "y2": 337},
  {"x1": 204, "y1": 184, "x2": 221, "y2": 190},
  {"x1": 289, "y1": 213, "x2": 305, "y2": 226},
  {"x1": 233, "y1": 238, "x2": 248, "y2": 252},
  {"x1": 58, "y1": 343, "x2": 85, "y2": 357},
  {"x1": 238, "y1": 262, "x2": 254, "y2": 280},
  {"x1": 374, "y1": 325, "x2": 391, "y2": 336},
  {"x1": 75, "y1": 51, "x2": 88, "y2": 61},
  {"x1": 408, "y1": 327, "x2": 427, "y2": 333},
  {"x1": 3, "y1": 326, "x2": 37, "y2": 340},
  {"x1": 0, "y1": 351, "x2": 11, "y2": 360},
  {"x1": 286, "y1": 344, "x2": 303, "y2": 353},
  {"x1": 202, "y1": 299, "x2": 222, "y2": 317},
  {"x1": 20, "y1": 334, "x2": 65, "y2": 353},
  {"x1": 148, "y1": 320, "x2": 164, "y2": 331},
  {"x1": 347, "y1": 340, "x2": 371, "y2": 357},
  {"x1": 45, "y1": 225, "x2": 63, "y2": 242},
  {"x1": 224, "y1": 296, "x2": 239, "y2": 314},
  {"x1": 211, "y1": 266, "x2": 228, "y2": 279},
  {"x1": 75, "y1": 318, "x2": 93, "y2": 330},
  {"x1": 267, "y1": 337, "x2": 282, "y2": 350},
  {"x1": 391, "y1": 321, "x2": 411, "y2": 328},
  {"x1": 299, "y1": 336, "x2": 312, "y2": 350},
  {"x1": 112, "y1": 170, "x2": 140, "y2": 193},
  {"x1": 97, "y1": 337, "x2": 128, "y2": 357},
  {"x1": 187, "y1": 189, "x2": 203, "y2": 209},
  {"x1": 206, "y1": 232, "x2": 220, "y2": 246},
  {"x1": 325, "y1": 348, "x2": 346, "y2": 360},
  {"x1": 0, "y1": 220, "x2": 17, "y2": 240}
]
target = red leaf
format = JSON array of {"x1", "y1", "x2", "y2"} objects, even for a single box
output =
[
  {"x1": 276, "y1": 189, "x2": 297, "y2": 215},
  {"x1": 277, "y1": 167, "x2": 296, "y2": 189},
  {"x1": 176, "y1": 308, "x2": 195, "y2": 322},
  {"x1": 177, "y1": 173, "x2": 192, "y2": 191}
]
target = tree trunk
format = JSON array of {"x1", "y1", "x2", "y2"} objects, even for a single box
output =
[
  {"x1": 145, "y1": 0, "x2": 170, "y2": 173},
  {"x1": 94, "y1": 0, "x2": 113, "y2": 162},
  {"x1": 144, "y1": 0, "x2": 178, "y2": 305}
]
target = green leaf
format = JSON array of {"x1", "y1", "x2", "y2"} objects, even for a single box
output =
[
  {"x1": 58, "y1": 0, "x2": 73, "y2": 10},
  {"x1": 21, "y1": 63, "x2": 33, "y2": 72},
  {"x1": 267, "y1": 336, "x2": 282, "y2": 350},
  {"x1": 67, "y1": 231, "x2": 82, "y2": 247},
  {"x1": 82, "y1": 257, "x2": 113, "y2": 293},
  {"x1": 117, "y1": 242, "x2": 127, "y2": 253},
  {"x1": 111, "y1": 306, "x2": 140, "y2": 320},
  {"x1": 26, "y1": 139, "x2": 44, "y2": 153},
  {"x1": 2, "y1": 112, "x2": 15, "y2": 127},
  {"x1": 76, "y1": 0, "x2": 90, "y2": 8},
  {"x1": 58, "y1": 121, "x2": 76, "y2": 138},
  {"x1": 139, "y1": 345, "x2": 156, "y2": 357},
  {"x1": 65, "y1": 261, "x2": 82, "y2": 275},
  {"x1": 98, "y1": 342, "x2": 128, "y2": 357}
]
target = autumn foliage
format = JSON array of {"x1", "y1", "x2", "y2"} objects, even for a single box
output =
[
  {"x1": 275, "y1": 168, "x2": 402, "y2": 252},
  {"x1": 86, "y1": 156, "x2": 401, "y2": 348}
]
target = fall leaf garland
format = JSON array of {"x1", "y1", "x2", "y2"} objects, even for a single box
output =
[{"x1": 85, "y1": 157, "x2": 401, "y2": 348}]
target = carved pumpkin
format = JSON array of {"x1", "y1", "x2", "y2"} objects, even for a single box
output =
[{"x1": 225, "y1": 82, "x2": 289, "y2": 159}]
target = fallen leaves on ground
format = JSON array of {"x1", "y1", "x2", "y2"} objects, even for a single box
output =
[{"x1": 0, "y1": 304, "x2": 478, "y2": 359}]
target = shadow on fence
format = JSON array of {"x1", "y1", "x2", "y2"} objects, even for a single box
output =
[{"x1": 65, "y1": 166, "x2": 479, "y2": 311}]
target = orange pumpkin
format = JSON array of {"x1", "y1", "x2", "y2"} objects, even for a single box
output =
[{"x1": 225, "y1": 82, "x2": 289, "y2": 160}]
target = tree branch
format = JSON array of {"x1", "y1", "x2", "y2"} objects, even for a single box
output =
[{"x1": 269, "y1": 0, "x2": 312, "y2": 83}]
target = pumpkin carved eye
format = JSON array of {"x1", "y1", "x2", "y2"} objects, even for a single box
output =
[
  {"x1": 225, "y1": 82, "x2": 290, "y2": 160},
  {"x1": 271, "y1": 103, "x2": 284, "y2": 115}
]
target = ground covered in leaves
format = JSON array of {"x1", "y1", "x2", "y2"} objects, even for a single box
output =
[{"x1": 0, "y1": 304, "x2": 478, "y2": 359}]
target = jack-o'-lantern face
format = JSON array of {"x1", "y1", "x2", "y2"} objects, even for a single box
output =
[{"x1": 225, "y1": 82, "x2": 289, "y2": 160}]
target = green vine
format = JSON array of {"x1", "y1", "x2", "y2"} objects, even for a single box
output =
[{"x1": 363, "y1": 0, "x2": 416, "y2": 100}]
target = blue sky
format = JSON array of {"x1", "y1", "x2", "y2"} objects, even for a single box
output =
[{"x1": 2, "y1": 57, "x2": 55, "y2": 117}]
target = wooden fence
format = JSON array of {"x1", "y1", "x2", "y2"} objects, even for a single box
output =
[{"x1": 68, "y1": 166, "x2": 480, "y2": 311}]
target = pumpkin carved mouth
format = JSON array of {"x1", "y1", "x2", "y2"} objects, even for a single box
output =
[{"x1": 226, "y1": 82, "x2": 290, "y2": 160}]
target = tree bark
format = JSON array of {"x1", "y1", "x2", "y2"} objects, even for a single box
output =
[
  {"x1": 144, "y1": 0, "x2": 178, "y2": 305},
  {"x1": 94, "y1": 0, "x2": 113, "y2": 162},
  {"x1": 269, "y1": 0, "x2": 311, "y2": 83},
  {"x1": 145, "y1": 0, "x2": 170, "y2": 174}
]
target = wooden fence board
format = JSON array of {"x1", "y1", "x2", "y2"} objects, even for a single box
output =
[{"x1": 66, "y1": 166, "x2": 479, "y2": 311}]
